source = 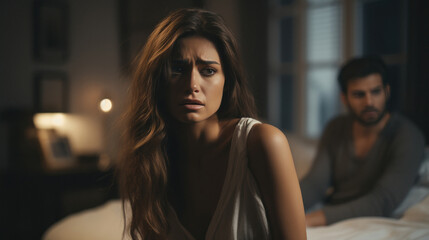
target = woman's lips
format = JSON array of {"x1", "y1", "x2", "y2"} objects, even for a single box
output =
[
  {"x1": 182, "y1": 104, "x2": 204, "y2": 110},
  {"x1": 180, "y1": 99, "x2": 204, "y2": 110}
]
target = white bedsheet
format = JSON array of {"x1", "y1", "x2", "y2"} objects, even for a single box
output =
[
  {"x1": 44, "y1": 194, "x2": 429, "y2": 240},
  {"x1": 43, "y1": 200, "x2": 130, "y2": 240},
  {"x1": 307, "y1": 194, "x2": 429, "y2": 240},
  {"x1": 307, "y1": 217, "x2": 429, "y2": 240},
  {"x1": 305, "y1": 186, "x2": 429, "y2": 240}
]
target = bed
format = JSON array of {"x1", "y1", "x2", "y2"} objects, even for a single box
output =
[{"x1": 43, "y1": 136, "x2": 429, "y2": 240}]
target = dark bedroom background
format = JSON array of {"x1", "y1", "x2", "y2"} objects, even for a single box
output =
[{"x1": 0, "y1": 0, "x2": 428, "y2": 239}]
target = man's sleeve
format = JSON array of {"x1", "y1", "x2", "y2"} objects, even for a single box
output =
[
  {"x1": 322, "y1": 124, "x2": 425, "y2": 224},
  {"x1": 299, "y1": 123, "x2": 334, "y2": 211}
]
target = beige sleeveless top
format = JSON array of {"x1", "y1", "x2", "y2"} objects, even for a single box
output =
[{"x1": 167, "y1": 118, "x2": 270, "y2": 240}]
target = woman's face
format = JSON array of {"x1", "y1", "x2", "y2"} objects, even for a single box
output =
[{"x1": 165, "y1": 36, "x2": 225, "y2": 124}]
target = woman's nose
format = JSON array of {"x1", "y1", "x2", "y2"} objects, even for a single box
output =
[{"x1": 187, "y1": 67, "x2": 200, "y2": 93}]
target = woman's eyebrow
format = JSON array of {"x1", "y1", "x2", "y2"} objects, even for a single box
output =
[
  {"x1": 195, "y1": 59, "x2": 220, "y2": 65},
  {"x1": 172, "y1": 58, "x2": 220, "y2": 65}
]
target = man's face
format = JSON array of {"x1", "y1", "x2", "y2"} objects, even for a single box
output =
[{"x1": 341, "y1": 73, "x2": 390, "y2": 126}]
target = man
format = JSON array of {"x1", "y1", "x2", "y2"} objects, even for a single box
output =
[{"x1": 300, "y1": 56, "x2": 425, "y2": 226}]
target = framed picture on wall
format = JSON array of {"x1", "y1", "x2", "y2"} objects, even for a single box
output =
[
  {"x1": 34, "y1": 71, "x2": 68, "y2": 113},
  {"x1": 33, "y1": 0, "x2": 68, "y2": 63},
  {"x1": 37, "y1": 129, "x2": 76, "y2": 170}
]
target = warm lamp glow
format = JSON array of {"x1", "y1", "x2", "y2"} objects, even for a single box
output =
[
  {"x1": 100, "y1": 98, "x2": 113, "y2": 113},
  {"x1": 34, "y1": 113, "x2": 66, "y2": 129}
]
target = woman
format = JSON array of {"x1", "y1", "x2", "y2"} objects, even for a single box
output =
[{"x1": 119, "y1": 8, "x2": 306, "y2": 240}]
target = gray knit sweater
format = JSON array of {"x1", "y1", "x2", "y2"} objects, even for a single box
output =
[{"x1": 300, "y1": 113, "x2": 425, "y2": 224}]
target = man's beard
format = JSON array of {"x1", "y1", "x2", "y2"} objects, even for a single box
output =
[{"x1": 348, "y1": 105, "x2": 387, "y2": 127}]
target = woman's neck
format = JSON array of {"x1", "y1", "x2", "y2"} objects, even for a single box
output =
[
  {"x1": 174, "y1": 115, "x2": 222, "y2": 145},
  {"x1": 169, "y1": 116, "x2": 238, "y2": 166}
]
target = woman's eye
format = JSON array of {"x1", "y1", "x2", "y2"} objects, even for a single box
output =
[
  {"x1": 171, "y1": 66, "x2": 185, "y2": 79},
  {"x1": 201, "y1": 68, "x2": 216, "y2": 76},
  {"x1": 172, "y1": 65, "x2": 184, "y2": 74}
]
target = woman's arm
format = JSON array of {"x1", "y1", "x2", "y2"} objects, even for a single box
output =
[{"x1": 248, "y1": 123, "x2": 307, "y2": 240}]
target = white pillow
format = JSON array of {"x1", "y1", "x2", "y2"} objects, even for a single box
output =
[
  {"x1": 418, "y1": 147, "x2": 429, "y2": 186},
  {"x1": 391, "y1": 147, "x2": 429, "y2": 218},
  {"x1": 391, "y1": 186, "x2": 429, "y2": 218}
]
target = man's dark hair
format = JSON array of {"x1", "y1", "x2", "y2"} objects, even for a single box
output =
[{"x1": 338, "y1": 55, "x2": 388, "y2": 94}]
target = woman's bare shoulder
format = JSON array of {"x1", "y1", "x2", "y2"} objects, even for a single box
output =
[
  {"x1": 246, "y1": 122, "x2": 294, "y2": 176},
  {"x1": 247, "y1": 123, "x2": 289, "y2": 151}
]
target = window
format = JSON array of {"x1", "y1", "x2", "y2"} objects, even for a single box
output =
[
  {"x1": 268, "y1": 0, "x2": 343, "y2": 138},
  {"x1": 305, "y1": 0, "x2": 342, "y2": 137}
]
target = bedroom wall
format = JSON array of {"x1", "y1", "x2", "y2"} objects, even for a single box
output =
[
  {"x1": 405, "y1": 0, "x2": 429, "y2": 143},
  {"x1": 0, "y1": 0, "x2": 126, "y2": 169}
]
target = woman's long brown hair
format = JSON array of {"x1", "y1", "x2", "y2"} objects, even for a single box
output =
[{"x1": 119, "y1": 8, "x2": 257, "y2": 239}]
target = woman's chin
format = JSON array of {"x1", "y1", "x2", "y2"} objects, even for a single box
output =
[{"x1": 174, "y1": 112, "x2": 218, "y2": 124}]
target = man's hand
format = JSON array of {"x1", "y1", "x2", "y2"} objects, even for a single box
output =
[{"x1": 305, "y1": 210, "x2": 327, "y2": 227}]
